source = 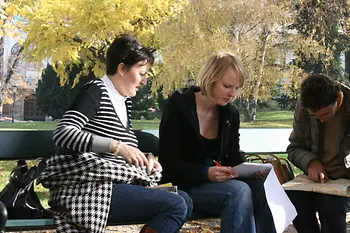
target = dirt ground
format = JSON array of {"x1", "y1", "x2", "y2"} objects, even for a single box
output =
[
  {"x1": 8, "y1": 219, "x2": 350, "y2": 233},
  {"x1": 103, "y1": 219, "x2": 298, "y2": 233},
  {"x1": 8, "y1": 213, "x2": 350, "y2": 232}
]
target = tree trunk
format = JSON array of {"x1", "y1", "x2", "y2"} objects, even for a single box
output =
[
  {"x1": 251, "y1": 98, "x2": 257, "y2": 121},
  {"x1": 241, "y1": 97, "x2": 258, "y2": 122},
  {"x1": 0, "y1": 35, "x2": 4, "y2": 120},
  {"x1": 0, "y1": 100, "x2": 2, "y2": 119},
  {"x1": 346, "y1": 51, "x2": 350, "y2": 82},
  {"x1": 246, "y1": 29, "x2": 270, "y2": 123},
  {"x1": 242, "y1": 99, "x2": 251, "y2": 122},
  {"x1": 241, "y1": 98, "x2": 257, "y2": 122}
]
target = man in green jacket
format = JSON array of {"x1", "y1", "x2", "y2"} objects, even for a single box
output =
[{"x1": 287, "y1": 73, "x2": 350, "y2": 233}]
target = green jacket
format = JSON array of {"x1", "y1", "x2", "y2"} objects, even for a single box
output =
[{"x1": 287, "y1": 83, "x2": 350, "y2": 178}]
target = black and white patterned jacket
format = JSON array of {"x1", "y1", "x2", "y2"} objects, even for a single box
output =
[{"x1": 38, "y1": 79, "x2": 161, "y2": 232}]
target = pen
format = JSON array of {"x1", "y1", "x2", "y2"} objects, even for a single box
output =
[
  {"x1": 213, "y1": 160, "x2": 232, "y2": 176},
  {"x1": 213, "y1": 160, "x2": 223, "y2": 167}
]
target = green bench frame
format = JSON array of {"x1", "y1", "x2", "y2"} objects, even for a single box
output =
[{"x1": 0, "y1": 130, "x2": 285, "y2": 232}]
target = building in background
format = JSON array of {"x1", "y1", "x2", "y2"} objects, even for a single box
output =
[{"x1": 1, "y1": 35, "x2": 44, "y2": 121}]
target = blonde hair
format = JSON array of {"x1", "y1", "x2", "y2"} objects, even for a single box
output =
[{"x1": 199, "y1": 51, "x2": 246, "y2": 98}]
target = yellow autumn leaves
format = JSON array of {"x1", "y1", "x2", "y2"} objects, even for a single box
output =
[{"x1": 0, "y1": 2, "x2": 33, "y2": 44}]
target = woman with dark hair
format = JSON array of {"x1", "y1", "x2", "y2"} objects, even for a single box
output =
[{"x1": 38, "y1": 34, "x2": 192, "y2": 233}]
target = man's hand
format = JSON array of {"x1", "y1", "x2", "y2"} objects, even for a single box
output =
[
  {"x1": 208, "y1": 166, "x2": 238, "y2": 182},
  {"x1": 254, "y1": 169, "x2": 270, "y2": 180},
  {"x1": 308, "y1": 160, "x2": 329, "y2": 183},
  {"x1": 118, "y1": 143, "x2": 149, "y2": 167},
  {"x1": 146, "y1": 153, "x2": 162, "y2": 175}
]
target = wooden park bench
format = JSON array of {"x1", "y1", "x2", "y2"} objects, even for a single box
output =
[{"x1": 0, "y1": 129, "x2": 286, "y2": 232}]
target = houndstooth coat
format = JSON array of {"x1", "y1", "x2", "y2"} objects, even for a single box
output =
[{"x1": 38, "y1": 79, "x2": 161, "y2": 232}]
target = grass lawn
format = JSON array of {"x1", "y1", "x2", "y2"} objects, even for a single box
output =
[
  {"x1": 0, "y1": 120, "x2": 161, "y2": 130},
  {"x1": 0, "y1": 110, "x2": 296, "y2": 208},
  {"x1": 0, "y1": 110, "x2": 294, "y2": 130},
  {"x1": 240, "y1": 111, "x2": 294, "y2": 128}
]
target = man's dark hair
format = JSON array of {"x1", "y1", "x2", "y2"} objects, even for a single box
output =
[
  {"x1": 300, "y1": 73, "x2": 340, "y2": 110},
  {"x1": 106, "y1": 34, "x2": 155, "y2": 75}
]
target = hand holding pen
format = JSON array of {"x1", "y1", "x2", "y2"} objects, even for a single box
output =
[{"x1": 207, "y1": 160, "x2": 238, "y2": 182}]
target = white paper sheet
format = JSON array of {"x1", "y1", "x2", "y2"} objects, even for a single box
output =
[
  {"x1": 233, "y1": 162, "x2": 297, "y2": 233},
  {"x1": 233, "y1": 162, "x2": 272, "y2": 178}
]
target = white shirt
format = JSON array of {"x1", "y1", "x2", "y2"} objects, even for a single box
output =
[{"x1": 102, "y1": 75, "x2": 128, "y2": 128}]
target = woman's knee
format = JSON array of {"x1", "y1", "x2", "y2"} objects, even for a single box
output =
[
  {"x1": 166, "y1": 193, "x2": 188, "y2": 220},
  {"x1": 221, "y1": 180, "x2": 253, "y2": 206},
  {"x1": 146, "y1": 193, "x2": 189, "y2": 232},
  {"x1": 178, "y1": 190, "x2": 193, "y2": 219},
  {"x1": 225, "y1": 180, "x2": 252, "y2": 196}
]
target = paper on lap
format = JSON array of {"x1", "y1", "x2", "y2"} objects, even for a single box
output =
[
  {"x1": 234, "y1": 162, "x2": 297, "y2": 233},
  {"x1": 282, "y1": 174, "x2": 350, "y2": 197},
  {"x1": 233, "y1": 162, "x2": 273, "y2": 178}
]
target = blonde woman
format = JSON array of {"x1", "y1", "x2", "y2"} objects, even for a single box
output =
[{"x1": 159, "y1": 52, "x2": 276, "y2": 233}]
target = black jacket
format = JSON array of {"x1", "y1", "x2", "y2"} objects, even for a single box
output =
[{"x1": 159, "y1": 86, "x2": 244, "y2": 190}]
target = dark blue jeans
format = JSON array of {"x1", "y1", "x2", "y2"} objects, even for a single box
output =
[
  {"x1": 188, "y1": 179, "x2": 276, "y2": 233},
  {"x1": 287, "y1": 190, "x2": 350, "y2": 233},
  {"x1": 107, "y1": 183, "x2": 193, "y2": 233}
]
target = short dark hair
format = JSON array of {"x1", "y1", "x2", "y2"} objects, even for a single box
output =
[
  {"x1": 106, "y1": 34, "x2": 155, "y2": 75},
  {"x1": 300, "y1": 73, "x2": 340, "y2": 110}
]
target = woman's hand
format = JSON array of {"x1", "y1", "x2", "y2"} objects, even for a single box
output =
[
  {"x1": 208, "y1": 166, "x2": 238, "y2": 182},
  {"x1": 117, "y1": 142, "x2": 149, "y2": 167},
  {"x1": 254, "y1": 169, "x2": 270, "y2": 180},
  {"x1": 146, "y1": 153, "x2": 162, "y2": 175}
]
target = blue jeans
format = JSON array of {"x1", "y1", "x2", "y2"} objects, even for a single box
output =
[
  {"x1": 189, "y1": 179, "x2": 276, "y2": 233},
  {"x1": 107, "y1": 183, "x2": 193, "y2": 233},
  {"x1": 287, "y1": 190, "x2": 350, "y2": 233}
]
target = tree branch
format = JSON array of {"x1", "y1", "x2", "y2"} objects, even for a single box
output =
[{"x1": 5, "y1": 46, "x2": 24, "y2": 84}]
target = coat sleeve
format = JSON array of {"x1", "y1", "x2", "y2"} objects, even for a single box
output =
[
  {"x1": 53, "y1": 82, "x2": 108, "y2": 153},
  {"x1": 287, "y1": 100, "x2": 320, "y2": 174},
  {"x1": 159, "y1": 99, "x2": 208, "y2": 186}
]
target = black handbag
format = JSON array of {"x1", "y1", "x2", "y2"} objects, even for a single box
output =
[{"x1": 0, "y1": 159, "x2": 50, "y2": 219}]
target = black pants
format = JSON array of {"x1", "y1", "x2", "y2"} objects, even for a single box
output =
[{"x1": 287, "y1": 190, "x2": 350, "y2": 233}]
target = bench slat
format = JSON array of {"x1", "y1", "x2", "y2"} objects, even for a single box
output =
[
  {"x1": 0, "y1": 130, "x2": 55, "y2": 160},
  {"x1": 5, "y1": 219, "x2": 55, "y2": 231}
]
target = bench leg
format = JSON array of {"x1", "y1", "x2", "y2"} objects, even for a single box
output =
[{"x1": 0, "y1": 201, "x2": 7, "y2": 233}]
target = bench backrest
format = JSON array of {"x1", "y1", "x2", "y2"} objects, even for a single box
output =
[
  {"x1": 0, "y1": 130, "x2": 159, "y2": 160},
  {"x1": 0, "y1": 131, "x2": 54, "y2": 160}
]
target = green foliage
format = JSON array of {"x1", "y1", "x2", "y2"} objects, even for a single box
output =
[
  {"x1": 156, "y1": 86, "x2": 167, "y2": 111},
  {"x1": 153, "y1": 0, "x2": 332, "y2": 122},
  {"x1": 131, "y1": 77, "x2": 165, "y2": 119},
  {"x1": 153, "y1": 0, "x2": 330, "y2": 116},
  {"x1": 292, "y1": 0, "x2": 350, "y2": 78},
  {"x1": 36, "y1": 64, "x2": 94, "y2": 119},
  {"x1": 21, "y1": 0, "x2": 187, "y2": 86},
  {"x1": 132, "y1": 79, "x2": 155, "y2": 112},
  {"x1": 0, "y1": 1, "x2": 33, "y2": 40},
  {"x1": 131, "y1": 110, "x2": 149, "y2": 120}
]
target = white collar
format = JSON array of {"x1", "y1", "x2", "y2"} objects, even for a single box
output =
[{"x1": 102, "y1": 75, "x2": 128, "y2": 105}]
